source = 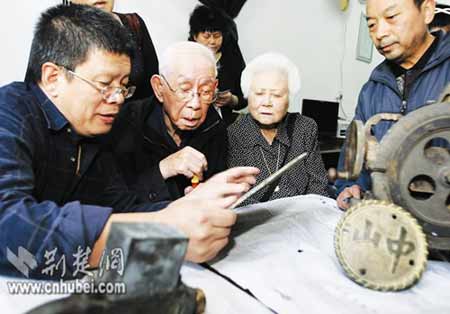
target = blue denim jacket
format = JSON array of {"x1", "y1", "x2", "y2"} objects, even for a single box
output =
[
  {"x1": 336, "y1": 31, "x2": 450, "y2": 195},
  {"x1": 0, "y1": 82, "x2": 166, "y2": 279}
]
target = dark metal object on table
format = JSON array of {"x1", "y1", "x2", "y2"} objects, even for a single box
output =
[
  {"x1": 335, "y1": 84, "x2": 450, "y2": 290},
  {"x1": 27, "y1": 223, "x2": 205, "y2": 314}
]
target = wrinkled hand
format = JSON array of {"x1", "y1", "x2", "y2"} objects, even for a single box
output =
[
  {"x1": 93, "y1": 167, "x2": 259, "y2": 264},
  {"x1": 215, "y1": 90, "x2": 237, "y2": 108},
  {"x1": 161, "y1": 167, "x2": 259, "y2": 262},
  {"x1": 159, "y1": 146, "x2": 207, "y2": 180},
  {"x1": 184, "y1": 167, "x2": 259, "y2": 208},
  {"x1": 159, "y1": 197, "x2": 237, "y2": 262},
  {"x1": 336, "y1": 184, "x2": 361, "y2": 210}
]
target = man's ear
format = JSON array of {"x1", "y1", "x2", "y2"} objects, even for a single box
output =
[
  {"x1": 40, "y1": 62, "x2": 63, "y2": 97},
  {"x1": 150, "y1": 74, "x2": 164, "y2": 102},
  {"x1": 423, "y1": 0, "x2": 436, "y2": 25}
]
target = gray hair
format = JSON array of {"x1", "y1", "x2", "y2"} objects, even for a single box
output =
[
  {"x1": 241, "y1": 52, "x2": 301, "y2": 105},
  {"x1": 159, "y1": 41, "x2": 217, "y2": 77}
]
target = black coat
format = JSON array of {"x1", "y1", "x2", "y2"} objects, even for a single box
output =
[
  {"x1": 216, "y1": 42, "x2": 247, "y2": 125},
  {"x1": 116, "y1": 13, "x2": 159, "y2": 101},
  {"x1": 107, "y1": 97, "x2": 228, "y2": 202}
]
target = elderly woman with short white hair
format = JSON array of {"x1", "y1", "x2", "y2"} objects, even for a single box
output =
[{"x1": 227, "y1": 52, "x2": 330, "y2": 205}]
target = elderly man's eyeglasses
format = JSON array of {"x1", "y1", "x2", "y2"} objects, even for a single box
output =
[
  {"x1": 160, "y1": 74, "x2": 217, "y2": 105},
  {"x1": 62, "y1": 67, "x2": 136, "y2": 102}
]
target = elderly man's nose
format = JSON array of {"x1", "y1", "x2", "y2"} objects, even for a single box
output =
[{"x1": 187, "y1": 93, "x2": 202, "y2": 109}]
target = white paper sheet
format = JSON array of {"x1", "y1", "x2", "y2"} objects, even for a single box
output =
[
  {"x1": 209, "y1": 194, "x2": 450, "y2": 314},
  {"x1": 0, "y1": 264, "x2": 271, "y2": 314},
  {"x1": 181, "y1": 263, "x2": 273, "y2": 314},
  {"x1": 2, "y1": 194, "x2": 449, "y2": 314}
]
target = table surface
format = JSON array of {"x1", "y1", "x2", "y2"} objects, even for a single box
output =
[{"x1": 2, "y1": 195, "x2": 450, "y2": 314}]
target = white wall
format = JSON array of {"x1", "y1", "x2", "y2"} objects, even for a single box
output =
[
  {"x1": 0, "y1": 0, "x2": 384, "y2": 119},
  {"x1": 0, "y1": 0, "x2": 60, "y2": 85}
]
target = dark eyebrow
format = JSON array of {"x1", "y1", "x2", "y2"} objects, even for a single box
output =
[{"x1": 366, "y1": 4, "x2": 397, "y2": 21}]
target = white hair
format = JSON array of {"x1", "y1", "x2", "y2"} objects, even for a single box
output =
[
  {"x1": 159, "y1": 41, "x2": 217, "y2": 77},
  {"x1": 241, "y1": 52, "x2": 301, "y2": 105}
]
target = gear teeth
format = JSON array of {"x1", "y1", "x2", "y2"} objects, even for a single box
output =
[{"x1": 335, "y1": 200, "x2": 428, "y2": 291}]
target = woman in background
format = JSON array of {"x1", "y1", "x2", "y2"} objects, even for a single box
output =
[
  {"x1": 69, "y1": 0, "x2": 158, "y2": 101},
  {"x1": 189, "y1": 4, "x2": 247, "y2": 125},
  {"x1": 227, "y1": 53, "x2": 330, "y2": 205}
]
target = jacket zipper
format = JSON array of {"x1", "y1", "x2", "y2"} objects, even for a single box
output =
[{"x1": 76, "y1": 144, "x2": 82, "y2": 176}]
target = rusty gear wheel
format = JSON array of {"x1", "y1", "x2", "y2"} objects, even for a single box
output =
[
  {"x1": 371, "y1": 102, "x2": 450, "y2": 242},
  {"x1": 338, "y1": 120, "x2": 365, "y2": 180},
  {"x1": 335, "y1": 200, "x2": 428, "y2": 291}
]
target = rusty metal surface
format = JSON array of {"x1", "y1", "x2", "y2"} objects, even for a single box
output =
[
  {"x1": 335, "y1": 86, "x2": 450, "y2": 291},
  {"x1": 438, "y1": 83, "x2": 450, "y2": 103},
  {"x1": 364, "y1": 113, "x2": 402, "y2": 170},
  {"x1": 335, "y1": 200, "x2": 428, "y2": 291},
  {"x1": 371, "y1": 103, "x2": 450, "y2": 241},
  {"x1": 337, "y1": 120, "x2": 365, "y2": 180},
  {"x1": 27, "y1": 223, "x2": 203, "y2": 314}
]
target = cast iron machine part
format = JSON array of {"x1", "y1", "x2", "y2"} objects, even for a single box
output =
[
  {"x1": 335, "y1": 84, "x2": 450, "y2": 291},
  {"x1": 27, "y1": 223, "x2": 206, "y2": 314}
]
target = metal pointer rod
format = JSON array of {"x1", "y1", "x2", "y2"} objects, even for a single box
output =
[{"x1": 229, "y1": 152, "x2": 309, "y2": 209}]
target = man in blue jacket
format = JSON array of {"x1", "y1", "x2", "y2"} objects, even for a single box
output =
[
  {"x1": 0, "y1": 4, "x2": 258, "y2": 279},
  {"x1": 336, "y1": 0, "x2": 450, "y2": 209}
]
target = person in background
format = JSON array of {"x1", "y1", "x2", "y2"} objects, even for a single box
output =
[
  {"x1": 108, "y1": 41, "x2": 228, "y2": 202},
  {"x1": 336, "y1": 0, "x2": 450, "y2": 209},
  {"x1": 430, "y1": 2, "x2": 450, "y2": 32},
  {"x1": 189, "y1": 4, "x2": 247, "y2": 125},
  {"x1": 227, "y1": 52, "x2": 330, "y2": 206},
  {"x1": 67, "y1": 0, "x2": 159, "y2": 101},
  {"x1": 0, "y1": 4, "x2": 259, "y2": 279}
]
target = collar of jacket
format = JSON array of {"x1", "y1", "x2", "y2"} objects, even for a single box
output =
[
  {"x1": 232, "y1": 113, "x2": 292, "y2": 149},
  {"x1": 30, "y1": 83, "x2": 69, "y2": 132},
  {"x1": 368, "y1": 31, "x2": 450, "y2": 92},
  {"x1": 140, "y1": 97, "x2": 226, "y2": 147}
]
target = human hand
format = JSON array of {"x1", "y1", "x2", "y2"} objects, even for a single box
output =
[
  {"x1": 158, "y1": 197, "x2": 237, "y2": 262},
  {"x1": 163, "y1": 166, "x2": 258, "y2": 262},
  {"x1": 215, "y1": 90, "x2": 236, "y2": 108},
  {"x1": 92, "y1": 202, "x2": 236, "y2": 265},
  {"x1": 336, "y1": 184, "x2": 361, "y2": 210},
  {"x1": 184, "y1": 166, "x2": 259, "y2": 208},
  {"x1": 159, "y1": 146, "x2": 207, "y2": 180},
  {"x1": 92, "y1": 167, "x2": 259, "y2": 265}
]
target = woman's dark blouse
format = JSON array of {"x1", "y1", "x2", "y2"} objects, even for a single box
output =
[{"x1": 227, "y1": 113, "x2": 330, "y2": 206}]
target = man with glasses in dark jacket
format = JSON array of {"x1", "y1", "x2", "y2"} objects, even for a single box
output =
[
  {"x1": 336, "y1": 0, "x2": 450, "y2": 209},
  {"x1": 0, "y1": 4, "x2": 258, "y2": 279}
]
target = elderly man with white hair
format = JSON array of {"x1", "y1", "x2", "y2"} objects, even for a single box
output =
[
  {"x1": 108, "y1": 41, "x2": 229, "y2": 202},
  {"x1": 227, "y1": 53, "x2": 330, "y2": 205}
]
